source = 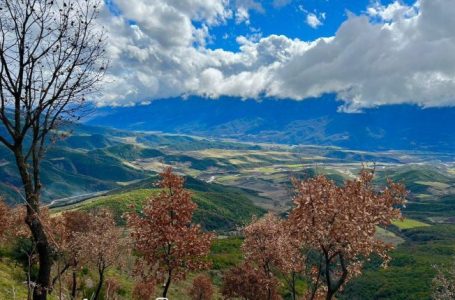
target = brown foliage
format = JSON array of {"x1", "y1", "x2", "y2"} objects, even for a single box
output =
[
  {"x1": 132, "y1": 280, "x2": 155, "y2": 300},
  {"x1": 53, "y1": 210, "x2": 94, "y2": 260},
  {"x1": 221, "y1": 262, "x2": 282, "y2": 300},
  {"x1": 242, "y1": 213, "x2": 303, "y2": 299},
  {"x1": 288, "y1": 169, "x2": 406, "y2": 299},
  {"x1": 74, "y1": 210, "x2": 127, "y2": 271},
  {"x1": 105, "y1": 278, "x2": 121, "y2": 300},
  {"x1": 49, "y1": 210, "x2": 101, "y2": 297},
  {"x1": 74, "y1": 210, "x2": 127, "y2": 300},
  {"x1": 127, "y1": 168, "x2": 214, "y2": 297},
  {"x1": 47, "y1": 210, "x2": 127, "y2": 299},
  {"x1": 188, "y1": 275, "x2": 214, "y2": 300},
  {"x1": 0, "y1": 198, "x2": 10, "y2": 240}
]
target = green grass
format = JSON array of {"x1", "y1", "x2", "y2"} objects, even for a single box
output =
[
  {"x1": 210, "y1": 237, "x2": 244, "y2": 270},
  {"x1": 0, "y1": 259, "x2": 29, "y2": 300},
  {"x1": 392, "y1": 218, "x2": 431, "y2": 230}
]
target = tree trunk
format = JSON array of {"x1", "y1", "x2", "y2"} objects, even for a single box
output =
[
  {"x1": 93, "y1": 266, "x2": 105, "y2": 300},
  {"x1": 15, "y1": 150, "x2": 54, "y2": 300},
  {"x1": 71, "y1": 270, "x2": 77, "y2": 299},
  {"x1": 162, "y1": 269, "x2": 172, "y2": 298},
  {"x1": 290, "y1": 272, "x2": 297, "y2": 300},
  {"x1": 324, "y1": 253, "x2": 348, "y2": 300},
  {"x1": 26, "y1": 204, "x2": 53, "y2": 300}
]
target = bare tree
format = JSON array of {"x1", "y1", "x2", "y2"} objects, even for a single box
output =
[{"x1": 0, "y1": 0, "x2": 107, "y2": 299}]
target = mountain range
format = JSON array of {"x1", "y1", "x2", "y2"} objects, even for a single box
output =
[{"x1": 86, "y1": 95, "x2": 455, "y2": 152}]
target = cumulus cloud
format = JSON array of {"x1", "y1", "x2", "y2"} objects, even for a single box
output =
[
  {"x1": 97, "y1": 0, "x2": 455, "y2": 110},
  {"x1": 306, "y1": 12, "x2": 324, "y2": 29},
  {"x1": 367, "y1": 1, "x2": 417, "y2": 22},
  {"x1": 269, "y1": 0, "x2": 455, "y2": 110}
]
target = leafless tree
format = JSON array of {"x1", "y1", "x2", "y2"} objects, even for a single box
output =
[{"x1": 0, "y1": 0, "x2": 107, "y2": 299}]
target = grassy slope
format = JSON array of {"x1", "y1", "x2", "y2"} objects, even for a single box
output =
[
  {"x1": 54, "y1": 177, "x2": 266, "y2": 232},
  {"x1": 0, "y1": 259, "x2": 29, "y2": 300},
  {"x1": 341, "y1": 224, "x2": 455, "y2": 300},
  {"x1": 375, "y1": 165, "x2": 454, "y2": 196}
]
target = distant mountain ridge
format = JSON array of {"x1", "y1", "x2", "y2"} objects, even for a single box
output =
[{"x1": 86, "y1": 95, "x2": 455, "y2": 152}]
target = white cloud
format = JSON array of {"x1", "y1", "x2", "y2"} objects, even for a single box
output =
[
  {"x1": 97, "y1": 0, "x2": 455, "y2": 110},
  {"x1": 268, "y1": 0, "x2": 455, "y2": 110},
  {"x1": 367, "y1": 1, "x2": 417, "y2": 22},
  {"x1": 234, "y1": 0, "x2": 264, "y2": 24},
  {"x1": 306, "y1": 13, "x2": 324, "y2": 28}
]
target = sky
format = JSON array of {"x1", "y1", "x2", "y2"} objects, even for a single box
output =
[{"x1": 97, "y1": 0, "x2": 455, "y2": 111}]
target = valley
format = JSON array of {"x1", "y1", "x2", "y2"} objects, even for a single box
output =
[
  {"x1": 2, "y1": 127, "x2": 453, "y2": 218},
  {"x1": 2, "y1": 123, "x2": 454, "y2": 219},
  {"x1": 1, "y1": 124, "x2": 454, "y2": 299}
]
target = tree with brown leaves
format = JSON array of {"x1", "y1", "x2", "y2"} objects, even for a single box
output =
[
  {"x1": 221, "y1": 262, "x2": 282, "y2": 300},
  {"x1": 288, "y1": 169, "x2": 406, "y2": 300},
  {"x1": 74, "y1": 210, "x2": 127, "y2": 300},
  {"x1": 242, "y1": 213, "x2": 304, "y2": 300},
  {"x1": 50, "y1": 211, "x2": 93, "y2": 299},
  {"x1": 189, "y1": 275, "x2": 214, "y2": 300},
  {"x1": 127, "y1": 168, "x2": 214, "y2": 298},
  {"x1": 0, "y1": 0, "x2": 107, "y2": 298}
]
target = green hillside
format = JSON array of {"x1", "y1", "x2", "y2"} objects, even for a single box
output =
[
  {"x1": 53, "y1": 177, "x2": 266, "y2": 232},
  {"x1": 342, "y1": 224, "x2": 455, "y2": 300},
  {"x1": 375, "y1": 165, "x2": 455, "y2": 196}
]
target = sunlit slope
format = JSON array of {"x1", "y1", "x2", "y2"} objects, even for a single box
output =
[{"x1": 52, "y1": 177, "x2": 266, "y2": 232}]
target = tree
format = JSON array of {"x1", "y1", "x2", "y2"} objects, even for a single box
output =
[
  {"x1": 8, "y1": 205, "x2": 55, "y2": 300},
  {"x1": 0, "y1": 0, "x2": 107, "y2": 298},
  {"x1": 188, "y1": 275, "x2": 214, "y2": 300},
  {"x1": 51, "y1": 211, "x2": 93, "y2": 299},
  {"x1": 242, "y1": 213, "x2": 304, "y2": 300},
  {"x1": 74, "y1": 210, "x2": 127, "y2": 300},
  {"x1": 127, "y1": 168, "x2": 214, "y2": 298},
  {"x1": 288, "y1": 169, "x2": 406, "y2": 300},
  {"x1": 432, "y1": 259, "x2": 455, "y2": 300},
  {"x1": 221, "y1": 262, "x2": 282, "y2": 300}
]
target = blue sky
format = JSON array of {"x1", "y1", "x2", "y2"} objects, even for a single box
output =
[
  {"x1": 211, "y1": 0, "x2": 379, "y2": 49},
  {"x1": 209, "y1": 0, "x2": 421, "y2": 50},
  {"x1": 98, "y1": 0, "x2": 455, "y2": 110}
]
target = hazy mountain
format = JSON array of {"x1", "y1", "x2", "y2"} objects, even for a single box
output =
[{"x1": 86, "y1": 95, "x2": 455, "y2": 152}]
